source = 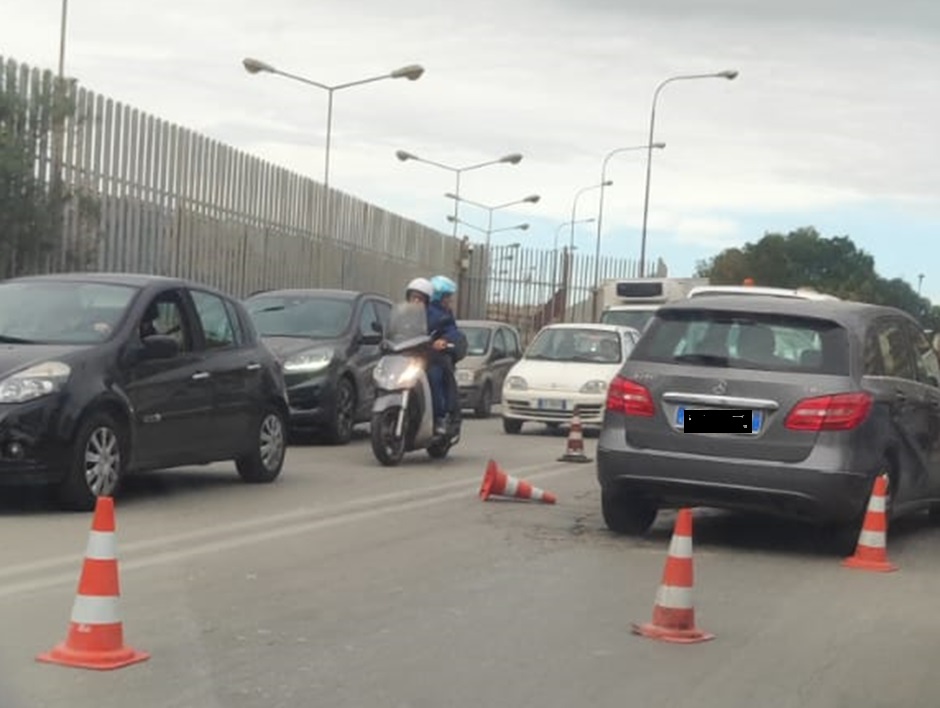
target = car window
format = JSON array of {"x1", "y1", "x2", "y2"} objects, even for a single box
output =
[
  {"x1": 631, "y1": 309, "x2": 849, "y2": 375},
  {"x1": 139, "y1": 290, "x2": 192, "y2": 353},
  {"x1": 374, "y1": 301, "x2": 392, "y2": 331},
  {"x1": 224, "y1": 300, "x2": 247, "y2": 347},
  {"x1": 525, "y1": 328, "x2": 622, "y2": 364},
  {"x1": 0, "y1": 280, "x2": 139, "y2": 344},
  {"x1": 462, "y1": 327, "x2": 492, "y2": 356},
  {"x1": 358, "y1": 301, "x2": 382, "y2": 338},
  {"x1": 190, "y1": 290, "x2": 238, "y2": 350},
  {"x1": 246, "y1": 295, "x2": 354, "y2": 338},
  {"x1": 506, "y1": 329, "x2": 521, "y2": 356},
  {"x1": 866, "y1": 319, "x2": 916, "y2": 381},
  {"x1": 906, "y1": 322, "x2": 939, "y2": 386},
  {"x1": 493, "y1": 329, "x2": 508, "y2": 358}
]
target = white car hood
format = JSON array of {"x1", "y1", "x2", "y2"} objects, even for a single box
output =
[{"x1": 509, "y1": 359, "x2": 622, "y2": 392}]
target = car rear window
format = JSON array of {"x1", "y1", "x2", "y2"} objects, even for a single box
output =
[{"x1": 630, "y1": 308, "x2": 849, "y2": 375}]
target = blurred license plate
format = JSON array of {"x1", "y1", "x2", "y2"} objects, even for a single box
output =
[
  {"x1": 537, "y1": 399, "x2": 567, "y2": 411},
  {"x1": 677, "y1": 407, "x2": 762, "y2": 434}
]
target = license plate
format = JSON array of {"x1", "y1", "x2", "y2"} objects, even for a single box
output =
[
  {"x1": 537, "y1": 399, "x2": 567, "y2": 411},
  {"x1": 677, "y1": 407, "x2": 762, "y2": 434}
]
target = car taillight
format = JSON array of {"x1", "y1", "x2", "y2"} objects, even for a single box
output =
[
  {"x1": 784, "y1": 392, "x2": 872, "y2": 432},
  {"x1": 606, "y1": 376, "x2": 655, "y2": 417}
]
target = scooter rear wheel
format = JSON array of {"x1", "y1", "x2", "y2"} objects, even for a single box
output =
[{"x1": 371, "y1": 408, "x2": 406, "y2": 467}]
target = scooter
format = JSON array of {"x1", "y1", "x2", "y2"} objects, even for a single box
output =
[{"x1": 370, "y1": 302, "x2": 462, "y2": 467}]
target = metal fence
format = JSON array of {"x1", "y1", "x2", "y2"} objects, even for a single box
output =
[
  {"x1": 459, "y1": 243, "x2": 665, "y2": 343},
  {"x1": 0, "y1": 56, "x2": 460, "y2": 300}
]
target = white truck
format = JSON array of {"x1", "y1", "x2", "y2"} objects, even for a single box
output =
[{"x1": 597, "y1": 277, "x2": 708, "y2": 332}]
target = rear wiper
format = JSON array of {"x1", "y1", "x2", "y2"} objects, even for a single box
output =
[
  {"x1": 673, "y1": 353, "x2": 730, "y2": 367},
  {"x1": 0, "y1": 335, "x2": 35, "y2": 344}
]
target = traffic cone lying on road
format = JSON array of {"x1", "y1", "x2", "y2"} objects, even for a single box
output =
[
  {"x1": 558, "y1": 409, "x2": 592, "y2": 463},
  {"x1": 632, "y1": 508, "x2": 714, "y2": 644},
  {"x1": 37, "y1": 496, "x2": 149, "y2": 671},
  {"x1": 843, "y1": 474, "x2": 897, "y2": 573},
  {"x1": 479, "y1": 460, "x2": 556, "y2": 504}
]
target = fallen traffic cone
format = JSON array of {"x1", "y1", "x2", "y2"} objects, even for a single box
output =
[
  {"x1": 632, "y1": 508, "x2": 714, "y2": 644},
  {"x1": 558, "y1": 408, "x2": 592, "y2": 463},
  {"x1": 37, "y1": 497, "x2": 149, "y2": 670},
  {"x1": 842, "y1": 474, "x2": 897, "y2": 573},
  {"x1": 479, "y1": 460, "x2": 556, "y2": 504}
]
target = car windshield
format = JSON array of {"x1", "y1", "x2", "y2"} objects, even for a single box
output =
[
  {"x1": 462, "y1": 327, "x2": 492, "y2": 356},
  {"x1": 525, "y1": 328, "x2": 623, "y2": 363},
  {"x1": 631, "y1": 308, "x2": 849, "y2": 375},
  {"x1": 246, "y1": 296, "x2": 354, "y2": 338},
  {"x1": 600, "y1": 309, "x2": 656, "y2": 332},
  {"x1": 0, "y1": 280, "x2": 138, "y2": 344}
]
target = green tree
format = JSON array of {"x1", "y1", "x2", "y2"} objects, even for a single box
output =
[{"x1": 695, "y1": 226, "x2": 932, "y2": 324}]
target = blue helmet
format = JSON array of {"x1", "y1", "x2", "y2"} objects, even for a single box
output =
[{"x1": 430, "y1": 275, "x2": 457, "y2": 302}]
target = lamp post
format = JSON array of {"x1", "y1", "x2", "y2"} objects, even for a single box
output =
[
  {"x1": 595, "y1": 143, "x2": 665, "y2": 285},
  {"x1": 443, "y1": 192, "x2": 540, "y2": 251},
  {"x1": 638, "y1": 69, "x2": 739, "y2": 276},
  {"x1": 396, "y1": 150, "x2": 523, "y2": 237},
  {"x1": 243, "y1": 58, "x2": 424, "y2": 190},
  {"x1": 551, "y1": 219, "x2": 594, "y2": 323}
]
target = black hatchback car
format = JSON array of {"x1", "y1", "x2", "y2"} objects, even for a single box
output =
[
  {"x1": 599, "y1": 295, "x2": 940, "y2": 551},
  {"x1": 0, "y1": 273, "x2": 289, "y2": 511},
  {"x1": 244, "y1": 289, "x2": 392, "y2": 444}
]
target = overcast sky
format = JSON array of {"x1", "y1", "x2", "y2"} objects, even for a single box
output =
[{"x1": 3, "y1": 0, "x2": 940, "y2": 297}]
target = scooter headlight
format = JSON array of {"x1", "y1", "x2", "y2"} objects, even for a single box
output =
[{"x1": 374, "y1": 357, "x2": 424, "y2": 389}]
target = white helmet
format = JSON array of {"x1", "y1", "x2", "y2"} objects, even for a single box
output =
[{"x1": 405, "y1": 277, "x2": 434, "y2": 302}]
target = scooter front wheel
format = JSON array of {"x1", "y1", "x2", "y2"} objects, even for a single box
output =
[{"x1": 371, "y1": 408, "x2": 406, "y2": 467}]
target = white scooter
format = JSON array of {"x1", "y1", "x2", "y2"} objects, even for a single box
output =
[{"x1": 370, "y1": 302, "x2": 462, "y2": 466}]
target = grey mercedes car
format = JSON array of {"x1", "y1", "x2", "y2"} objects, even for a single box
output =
[{"x1": 598, "y1": 294, "x2": 940, "y2": 551}]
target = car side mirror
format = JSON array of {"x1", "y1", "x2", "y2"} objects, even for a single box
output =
[
  {"x1": 371, "y1": 321, "x2": 383, "y2": 334},
  {"x1": 360, "y1": 332, "x2": 382, "y2": 346},
  {"x1": 141, "y1": 334, "x2": 179, "y2": 360}
]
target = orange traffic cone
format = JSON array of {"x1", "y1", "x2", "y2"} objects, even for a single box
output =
[
  {"x1": 479, "y1": 460, "x2": 557, "y2": 504},
  {"x1": 37, "y1": 497, "x2": 149, "y2": 670},
  {"x1": 842, "y1": 474, "x2": 897, "y2": 573},
  {"x1": 558, "y1": 408, "x2": 592, "y2": 463},
  {"x1": 632, "y1": 509, "x2": 714, "y2": 644}
]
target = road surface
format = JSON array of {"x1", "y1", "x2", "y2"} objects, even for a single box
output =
[{"x1": 0, "y1": 416, "x2": 938, "y2": 708}]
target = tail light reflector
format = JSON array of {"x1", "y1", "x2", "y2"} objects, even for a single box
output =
[
  {"x1": 606, "y1": 376, "x2": 655, "y2": 417},
  {"x1": 784, "y1": 392, "x2": 872, "y2": 431}
]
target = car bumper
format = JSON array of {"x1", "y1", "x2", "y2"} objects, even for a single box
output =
[
  {"x1": 502, "y1": 390, "x2": 606, "y2": 426},
  {"x1": 0, "y1": 399, "x2": 69, "y2": 486},
  {"x1": 596, "y1": 420, "x2": 873, "y2": 525},
  {"x1": 284, "y1": 373, "x2": 338, "y2": 428}
]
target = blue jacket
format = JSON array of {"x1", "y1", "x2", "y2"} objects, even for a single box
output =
[{"x1": 427, "y1": 302, "x2": 459, "y2": 343}]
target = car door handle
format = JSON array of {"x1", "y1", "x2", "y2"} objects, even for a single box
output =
[
  {"x1": 192, "y1": 371, "x2": 211, "y2": 381},
  {"x1": 246, "y1": 363, "x2": 262, "y2": 371}
]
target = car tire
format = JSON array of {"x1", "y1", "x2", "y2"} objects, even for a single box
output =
[
  {"x1": 324, "y1": 377, "x2": 356, "y2": 445},
  {"x1": 236, "y1": 406, "x2": 287, "y2": 483},
  {"x1": 57, "y1": 411, "x2": 127, "y2": 512},
  {"x1": 601, "y1": 486, "x2": 657, "y2": 536},
  {"x1": 474, "y1": 384, "x2": 493, "y2": 419},
  {"x1": 502, "y1": 417, "x2": 523, "y2": 434}
]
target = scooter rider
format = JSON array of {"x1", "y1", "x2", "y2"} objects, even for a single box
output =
[
  {"x1": 405, "y1": 277, "x2": 434, "y2": 307},
  {"x1": 427, "y1": 275, "x2": 463, "y2": 435}
]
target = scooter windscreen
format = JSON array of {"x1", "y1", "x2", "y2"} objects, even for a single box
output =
[{"x1": 384, "y1": 302, "x2": 431, "y2": 351}]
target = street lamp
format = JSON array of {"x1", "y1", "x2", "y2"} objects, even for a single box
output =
[
  {"x1": 571, "y1": 181, "x2": 612, "y2": 251},
  {"x1": 444, "y1": 192, "x2": 540, "y2": 250},
  {"x1": 551, "y1": 218, "x2": 595, "y2": 319},
  {"x1": 595, "y1": 143, "x2": 664, "y2": 285},
  {"x1": 638, "y1": 69, "x2": 738, "y2": 276},
  {"x1": 243, "y1": 57, "x2": 425, "y2": 190},
  {"x1": 396, "y1": 150, "x2": 524, "y2": 237},
  {"x1": 447, "y1": 215, "x2": 529, "y2": 241}
]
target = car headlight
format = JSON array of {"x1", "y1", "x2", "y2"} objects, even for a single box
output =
[
  {"x1": 0, "y1": 361, "x2": 71, "y2": 404},
  {"x1": 455, "y1": 369, "x2": 474, "y2": 386},
  {"x1": 506, "y1": 376, "x2": 528, "y2": 391},
  {"x1": 283, "y1": 348, "x2": 333, "y2": 373},
  {"x1": 580, "y1": 379, "x2": 609, "y2": 394}
]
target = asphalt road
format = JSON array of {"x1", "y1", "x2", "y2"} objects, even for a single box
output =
[{"x1": 1, "y1": 414, "x2": 939, "y2": 708}]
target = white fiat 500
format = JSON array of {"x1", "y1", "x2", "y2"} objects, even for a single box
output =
[{"x1": 500, "y1": 323, "x2": 640, "y2": 434}]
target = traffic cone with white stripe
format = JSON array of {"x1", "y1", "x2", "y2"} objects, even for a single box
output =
[
  {"x1": 558, "y1": 408, "x2": 592, "y2": 463},
  {"x1": 632, "y1": 508, "x2": 714, "y2": 644},
  {"x1": 37, "y1": 496, "x2": 149, "y2": 670},
  {"x1": 842, "y1": 474, "x2": 897, "y2": 573},
  {"x1": 479, "y1": 460, "x2": 557, "y2": 504}
]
